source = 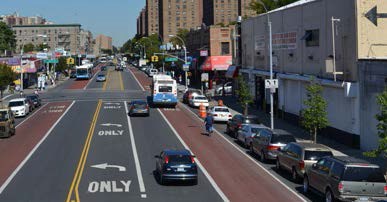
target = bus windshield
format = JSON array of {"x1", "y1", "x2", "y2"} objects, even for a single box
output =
[{"x1": 77, "y1": 69, "x2": 88, "y2": 75}]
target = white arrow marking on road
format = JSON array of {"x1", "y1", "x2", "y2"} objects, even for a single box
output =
[
  {"x1": 90, "y1": 163, "x2": 126, "y2": 172},
  {"x1": 104, "y1": 102, "x2": 121, "y2": 105},
  {"x1": 100, "y1": 123, "x2": 122, "y2": 127}
]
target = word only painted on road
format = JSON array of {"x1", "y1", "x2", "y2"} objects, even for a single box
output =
[
  {"x1": 42, "y1": 105, "x2": 66, "y2": 113},
  {"x1": 104, "y1": 106, "x2": 122, "y2": 109},
  {"x1": 88, "y1": 180, "x2": 131, "y2": 193},
  {"x1": 98, "y1": 130, "x2": 124, "y2": 136}
]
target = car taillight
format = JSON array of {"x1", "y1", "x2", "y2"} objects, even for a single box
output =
[
  {"x1": 237, "y1": 124, "x2": 242, "y2": 129},
  {"x1": 384, "y1": 185, "x2": 387, "y2": 195},
  {"x1": 299, "y1": 160, "x2": 305, "y2": 170},
  {"x1": 267, "y1": 145, "x2": 279, "y2": 151},
  {"x1": 213, "y1": 114, "x2": 218, "y2": 117},
  {"x1": 338, "y1": 182, "x2": 344, "y2": 193},
  {"x1": 191, "y1": 156, "x2": 195, "y2": 163},
  {"x1": 154, "y1": 90, "x2": 156, "y2": 94},
  {"x1": 146, "y1": 105, "x2": 149, "y2": 110},
  {"x1": 164, "y1": 156, "x2": 169, "y2": 164}
]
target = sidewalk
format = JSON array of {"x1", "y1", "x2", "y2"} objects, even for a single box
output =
[{"x1": 177, "y1": 82, "x2": 386, "y2": 171}]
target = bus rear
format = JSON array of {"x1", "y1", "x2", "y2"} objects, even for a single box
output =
[{"x1": 152, "y1": 76, "x2": 177, "y2": 107}]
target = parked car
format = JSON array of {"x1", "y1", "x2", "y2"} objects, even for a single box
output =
[
  {"x1": 237, "y1": 123, "x2": 268, "y2": 148},
  {"x1": 183, "y1": 89, "x2": 203, "y2": 104},
  {"x1": 26, "y1": 94, "x2": 42, "y2": 109},
  {"x1": 70, "y1": 71, "x2": 76, "y2": 78},
  {"x1": 25, "y1": 96, "x2": 35, "y2": 111},
  {"x1": 8, "y1": 98, "x2": 30, "y2": 117},
  {"x1": 0, "y1": 108, "x2": 16, "y2": 138},
  {"x1": 100, "y1": 66, "x2": 106, "y2": 71},
  {"x1": 216, "y1": 82, "x2": 232, "y2": 95},
  {"x1": 250, "y1": 129, "x2": 297, "y2": 162},
  {"x1": 128, "y1": 100, "x2": 150, "y2": 116},
  {"x1": 208, "y1": 106, "x2": 232, "y2": 122},
  {"x1": 189, "y1": 95, "x2": 209, "y2": 107},
  {"x1": 276, "y1": 142, "x2": 333, "y2": 181},
  {"x1": 226, "y1": 114, "x2": 260, "y2": 138},
  {"x1": 96, "y1": 74, "x2": 106, "y2": 82},
  {"x1": 303, "y1": 156, "x2": 387, "y2": 202},
  {"x1": 148, "y1": 69, "x2": 158, "y2": 77},
  {"x1": 155, "y1": 149, "x2": 198, "y2": 185}
]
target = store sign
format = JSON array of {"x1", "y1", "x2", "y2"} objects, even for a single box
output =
[
  {"x1": 272, "y1": 31, "x2": 297, "y2": 50},
  {"x1": 36, "y1": 52, "x2": 48, "y2": 59},
  {"x1": 201, "y1": 73, "x2": 209, "y2": 82},
  {"x1": 255, "y1": 35, "x2": 265, "y2": 51},
  {"x1": 200, "y1": 50, "x2": 208, "y2": 57}
]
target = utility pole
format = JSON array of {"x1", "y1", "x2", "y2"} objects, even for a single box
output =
[{"x1": 331, "y1": 17, "x2": 340, "y2": 82}]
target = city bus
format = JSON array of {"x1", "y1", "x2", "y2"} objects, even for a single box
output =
[
  {"x1": 151, "y1": 74, "x2": 178, "y2": 107},
  {"x1": 76, "y1": 64, "x2": 93, "y2": 80}
]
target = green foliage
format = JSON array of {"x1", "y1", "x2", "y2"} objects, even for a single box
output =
[
  {"x1": 235, "y1": 76, "x2": 253, "y2": 115},
  {"x1": 216, "y1": 22, "x2": 226, "y2": 27},
  {"x1": 301, "y1": 79, "x2": 328, "y2": 143},
  {"x1": 23, "y1": 43, "x2": 35, "y2": 53},
  {"x1": 249, "y1": 0, "x2": 299, "y2": 15},
  {"x1": 0, "y1": 22, "x2": 16, "y2": 53},
  {"x1": 0, "y1": 63, "x2": 17, "y2": 98},
  {"x1": 101, "y1": 49, "x2": 113, "y2": 55},
  {"x1": 170, "y1": 29, "x2": 189, "y2": 47},
  {"x1": 35, "y1": 43, "x2": 50, "y2": 51},
  {"x1": 55, "y1": 57, "x2": 68, "y2": 73},
  {"x1": 364, "y1": 89, "x2": 387, "y2": 158}
]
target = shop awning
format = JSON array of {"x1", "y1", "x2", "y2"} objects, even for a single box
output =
[
  {"x1": 225, "y1": 65, "x2": 240, "y2": 78},
  {"x1": 200, "y1": 56, "x2": 232, "y2": 71},
  {"x1": 11, "y1": 59, "x2": 41, "y2": 73}
]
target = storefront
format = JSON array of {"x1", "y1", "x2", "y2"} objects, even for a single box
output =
[{"x1": 200, "y1": 56, "x2": 232, "y2": 89}]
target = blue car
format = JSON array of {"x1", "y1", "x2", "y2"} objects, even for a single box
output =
[{"x1": 155, "y1": 149, "x2": 198, "y2": 185}]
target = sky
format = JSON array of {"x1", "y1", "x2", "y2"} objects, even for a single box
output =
[{"x1": 0, "y1": 0, "x2": 145, "y2": 47}]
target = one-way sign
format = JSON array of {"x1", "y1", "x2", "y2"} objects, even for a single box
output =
[
  {"x1": 365, "y1": 6, "x2": 387, "y2": 26},
  {"x1": 265, "y1": 79, "x2": 278, "y2": 89}
]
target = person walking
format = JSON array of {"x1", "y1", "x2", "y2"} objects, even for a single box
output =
[{"x1": 204, "y1": 113, "x2": 214, "y2": 136}]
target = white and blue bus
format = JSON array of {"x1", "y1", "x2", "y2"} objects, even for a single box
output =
[
  {"x1": 151, "y1": 74, "x2": 178, "y2": 107},
  {"x1": 76, "y1": 64, "x2": 93, "y2": 80}
]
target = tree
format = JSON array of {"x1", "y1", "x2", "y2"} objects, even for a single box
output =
[
  {"x1": 35, "y1": 43, "x2": 50, "y2": 51},
  {"x1": 0, "y1": 22, "x2": 16, "y2": 54},
  {"x1": 301, "y1": 79, "x2": 328, "y2": 143},
  {"x1": 235, "y1": 75, "x2": 253, "y2": 115},
  {"x1": 55, "y1": 57, "x2": 68, "y2": 73},
  {"x1": 249, "y1": 0, "x2": 299, "y2": 15},
  {"x1": 364, "y1": 89, "x2": 387, "y2": 158},
  {"x1": 0, "y1": 63, "x2": 17, "y2": 99},
  {"x1": 170, "y1": 28, "x2": 189, "y2": 47},
  {"x1": 23, "y1": 43, "x2": 35, "y2": 53}
]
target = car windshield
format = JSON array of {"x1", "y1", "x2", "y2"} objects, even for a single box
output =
[
  {"x1": 159, "y1": 86, "x2": 172, "y2": 93},
  {"x1": 9, "y1": 101, "x2": 24, "y2": 107},
  {"x1": 243, "y1": 117, "x2": 260, "y2": 124},
  {"x1": 194, "y1": 96, "x2": 207, "y2": 100},
  {"x1": 214, "y1": 108, "x2": 229, "y2": 112},
  {"x1": 27, "y1": 96, "x2": 37, "y2": 101},
  {"x1": 168, "y1": 155, "x2": 192, "y2": 164},
  {"x1": 0, "y1": 111, "x2": 8, "y2": 121},
  {"x1": 98, "y1": 75, "x2": 105, "y2": 77},
  {"x1": 270, "y1": 135, "x2": 296, "y2": 144},
  {"x1": 133, "y1": 102, "x2": 147, "y2": 108},
  {"x1": 251, "y1": 127, "x2": 263, "y2": 134},
  {"x1": 304, "y1": 150, "x2": 333, "y2": 161},
  {"x1": 342, "y1": 166, "x2": 386, "y2": 182}
]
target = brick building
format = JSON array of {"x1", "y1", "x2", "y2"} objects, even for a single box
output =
[{"x1": 146, "y1": 0, "x2": 160, "y2": 36}]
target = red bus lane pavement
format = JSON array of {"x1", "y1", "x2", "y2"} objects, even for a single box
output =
[
  {"x1": 67, "y1": 65, "x2": 101, "y2": 90},
  {"x1": 160, "y1": 106, "x2": 305, "y2": 202},
  {"x1": 128, "y1": 66, "x2": 306, "y2": 201},
  {"x1": 0, "y1": 101, "x2": 74, "y2": 193}
]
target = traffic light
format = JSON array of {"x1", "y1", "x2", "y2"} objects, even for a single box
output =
[{"x1": 151, "y1": 56, "x2": 159, "y2": 62}]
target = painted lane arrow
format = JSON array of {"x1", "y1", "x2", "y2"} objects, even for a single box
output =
[
  {"x1": 90, "y1": 163, "x2": 126, "y2": 172},
  {"x1": 104, "y1": 102, "x2": 121, "y2": 105},
  {"x1": 100, "y1": 123, "x2": 123, "y2": 127},
  {"x1": 365, "y1": 6, "x2": 387, "y2": 26}
]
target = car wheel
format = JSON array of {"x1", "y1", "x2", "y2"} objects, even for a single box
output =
[
  {"x1": 325, "y1": 189, "x2": 334, "y2": 202},
  {"x1": 292, "y1": 167, "x2": 299, "y2": 182},
  {"x1": 226, "y1": 126, "x2": 230, "y2": 134},
  {"x1": 244, "y1": 139, "x2": 248, "y2": 148},
  {"x1": 303, "y1": 176, "x2": 309, "y2": 193},
  {"x1": 276, "y1": 158, "x2": 281, "y2": 170},
  {"x1": 260, "y1": 150, "x2": 266, "y2": 162}
]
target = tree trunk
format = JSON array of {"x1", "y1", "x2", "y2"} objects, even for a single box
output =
[
  {"x1": 244, "y1": 102, "x2": 248, "y2": 115},
  {"x1": 313, "y1": 127, "x2": 317, "y2": 143},
  {"x1": 0, "y1": 90, "x2": 3, "y2": 100}
]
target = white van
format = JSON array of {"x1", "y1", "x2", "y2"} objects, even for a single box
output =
[{"x1": 148, "y1": 69, "x2": 158, "y2": 77}]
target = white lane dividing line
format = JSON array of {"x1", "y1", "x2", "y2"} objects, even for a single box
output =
[
  {"x1": 124, "y1": 102, "x2": 147, "y2": 198},
  {"x1": 178, "y1": 103, "x2": 308, "y2": 202},
  {"x1": 83, "y1": 70, "x2": 101, "y2": 90},
  {"x1": 128, "y1": 68, "x2": 145, "y2": 91},
  {"x1": 2, "y1": 94, "x2": 13, "y2": 100},
  {"x1": 15, "y1": 103, "x2": 48, "y2": 128},
  {"x1": 157, "y1": 109, "x2": 229, "y2": 202},
  {"x1": 0, "y1": 101, "x2": 75, "y2": 194}
]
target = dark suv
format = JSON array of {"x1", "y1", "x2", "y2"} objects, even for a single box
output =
[
  {"x1": 182, "y1": 89, "x2": 203, "y2": 104},
  {"x1": 155, "y1": 149, "x2": 198, "y2": 185},
  {"x1": 304, "y1": 156, "x2": 387, "y2": 202},
  {"x1": 226, "y1": 115, "x2": 260, "y2": 138}
]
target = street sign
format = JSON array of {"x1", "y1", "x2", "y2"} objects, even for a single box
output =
[
  {"x1": 36, "y1": 52, "x2": 48, "y2": 59},
  {"x1": 123, "y1": 57, "x2": 127, "y2": 61},
  {"x1": 265, "y1": 79, "x2": 279, "y2": 89},
  {"x1": 44, "y1": 59, "x2": 59, "y2": 64},
  {"x1": 67, "y1": 57, "x2": 75, "y2": 65},
  {"x1": 201, "y1": 73, "x2": 209, "y2": 82},
  {"x1": 200, "y1": 50, "x2": 208, "y2": 57},
  {"x1": 365, "y1": 6, "x2": 387, "y2": 26},
  {"x1": 165, "y1": 57, "x2": 178, "y2": 62},
  {"x1": 182, "y1": 64, "x2": 189, "y2": 71},
  {"x1": 151, "y1": 56, "x2": 159, "y2": 62}
]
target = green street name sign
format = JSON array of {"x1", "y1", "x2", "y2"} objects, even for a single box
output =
[
  {"x1": 165, "y1": 57, "x2": 178, "y2": 62},
  {"x1": 44, "y1": 59, "x2": 59, "y2": 64}
]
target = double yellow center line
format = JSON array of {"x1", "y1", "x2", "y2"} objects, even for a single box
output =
[
  {"x1": 119, "y1": 71, "x2": 124, "y2": 91},
  {"x1": 66, "y1": 100, "x2": 102, "y2": 202},
  {"x1": 102, "y1": 70, "x2": 111, "y2": 91}
]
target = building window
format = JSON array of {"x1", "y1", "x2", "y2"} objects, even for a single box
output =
[
  {"x1": 221, "y1": 42, "x2": 230, "y2": 55},
  {"x1": 302, "y1": 29, "x2": 319, "y2": 47}
]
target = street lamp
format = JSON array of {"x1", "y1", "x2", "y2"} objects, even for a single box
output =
[
  {"x1": 257, "y1": 0, "x2": 275, "y2": 130},
  {"x1": 169, "y1": 34, "x2": 188, "y2": 89},
  {"x1": 20, "y1": 34, "x2": 47, "y2": 92}
]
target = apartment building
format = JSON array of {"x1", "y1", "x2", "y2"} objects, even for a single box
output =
[
  {"x1": 79, "y1": 29, "x2": 94, "y2": 55},
  {"x1": 146, "y1": 0, "x2": 160, "y2": 36},
  {"x1": 0, "y1": 13, "x2": 46, "y2": 26},
  {"x1": 12, "y1": 24, "x2": 81, "y2": 54},
  {"x1": 94, "y1": 34, "x2": 112, "y2": 56},
  {"x1": 240, "y1": 0, "x2": 387, "y2": 150},
  {"x1": 159, "y1": 0, "x2": 203, "y2": 42}
]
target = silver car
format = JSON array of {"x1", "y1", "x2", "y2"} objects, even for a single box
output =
[
  {"x1": 237, "y1": 124, "x2": 268, "y2": 148},
  {"x1": 96, "y1": 74, "x2": 106, "y2": 82}
]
